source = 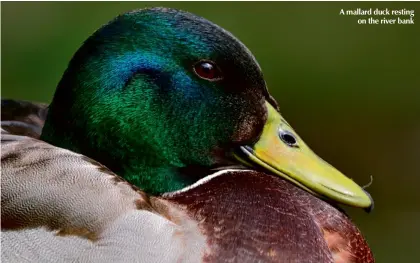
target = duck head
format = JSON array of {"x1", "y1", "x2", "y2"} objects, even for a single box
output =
[{"x1": 41, "y1": 8, "x2": 373, "y2": 210}]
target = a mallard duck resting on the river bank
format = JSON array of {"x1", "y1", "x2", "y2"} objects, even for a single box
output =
[{"x1": 1, "y1": 7, "x2": 374, "y2": 263}]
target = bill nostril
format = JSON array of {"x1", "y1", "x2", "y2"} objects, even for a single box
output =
[{"x1": 279, "y1": 129, "x2": 298, "y2": 148}]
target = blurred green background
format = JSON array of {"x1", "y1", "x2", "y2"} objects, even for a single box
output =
[{"x1": 2, "y1": 2, "x2": 419, "y2": 262}]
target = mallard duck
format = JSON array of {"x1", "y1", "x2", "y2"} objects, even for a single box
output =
[{"x1": 1, "y1": 8, "x2": 374, "y2": 263}]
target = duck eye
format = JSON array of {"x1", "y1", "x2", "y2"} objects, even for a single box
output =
[
  {"x1": 279, "y1": 129, "x2": 298, "y2": 147},
  {"x1": 193, "y1": 60, "x2": 222, "y2": 81}
]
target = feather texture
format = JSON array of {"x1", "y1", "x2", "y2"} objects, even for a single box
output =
[{"x1": 1, "y1": 106, "x2": 374, "y2": 262}]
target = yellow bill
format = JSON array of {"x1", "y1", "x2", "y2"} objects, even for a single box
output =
[{"x1": 235, "y1": 101, "x2": 373, "y2": 211}]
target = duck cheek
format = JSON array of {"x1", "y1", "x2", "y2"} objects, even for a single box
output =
[{"x1": 230, "y1": 108, "x2": 267, "y2": 145}]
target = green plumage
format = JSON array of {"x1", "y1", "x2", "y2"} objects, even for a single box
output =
[{"x1": 40, "y1": 8, "x2": 270, "y2": 194}]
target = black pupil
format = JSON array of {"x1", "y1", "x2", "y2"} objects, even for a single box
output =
[{"x1": 280, "y1": 132, "x2": 297, "y2": 146}]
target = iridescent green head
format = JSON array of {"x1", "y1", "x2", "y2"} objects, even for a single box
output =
[
  {"x1": 42, "y1": 8, "x2": 272, "y2": 193},
  {"x1": 41, "y1": 8, "x2": 373, "y2": 210}
]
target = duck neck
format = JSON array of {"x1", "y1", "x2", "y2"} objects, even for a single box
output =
[
  {"x1": 41, "y1": 122, "x2": 199, "y2": 195},
  {"x1": 109, "y1": 155, "x2": 210, "y2": 194},
  {"x1": 117, "y1": 162, "x2": 198, "y2": 195}
]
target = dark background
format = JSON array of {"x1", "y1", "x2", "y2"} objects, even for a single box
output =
[{"x1": 2, "y1": 2, "x2": 419, "y2": 262}]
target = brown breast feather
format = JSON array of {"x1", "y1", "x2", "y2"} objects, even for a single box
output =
[{"x1": 165, "y1": 170, "x2": 374, "y2": 263}]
